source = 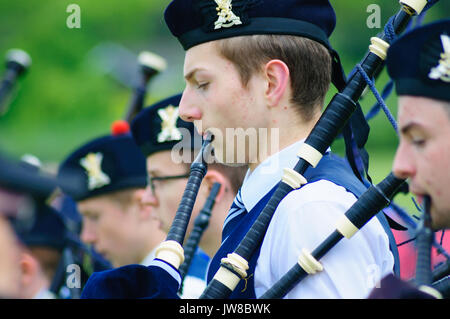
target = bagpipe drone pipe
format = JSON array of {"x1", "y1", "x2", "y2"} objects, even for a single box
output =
[
  {"x1": 123, "y1": 51, "x2": 167, "y2": 123},
  {"x1": 178, "y1": 182, "x2": 221, "y2": 294},
  {"x1": 0, "y1": 48, "x2": 31, "y2": 117}
]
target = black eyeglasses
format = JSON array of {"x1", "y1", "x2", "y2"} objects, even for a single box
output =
[{"x1": 147, "y1": 174, "x2": 190, "y2": 194}]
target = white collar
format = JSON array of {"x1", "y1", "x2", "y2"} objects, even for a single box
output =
[
  {"x1": 241, "y1": 139, "x2": 330, "y2": 211},
  {"x1": 241, "y1": 139, "x2": 304, "y2": 211},
  {"x1": 33, "y1": 288, "x2": 56, "y2": 299},
  {"x1": 140, "y1": 248, "x2": 156, "y2": 266}
]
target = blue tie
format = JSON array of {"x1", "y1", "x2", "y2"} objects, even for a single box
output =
[{"x1": 222, "y1": 189, "x2": 247, "y2": 242}]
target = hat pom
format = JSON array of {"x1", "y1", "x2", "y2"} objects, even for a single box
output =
[{"x1": 111, "y1": 120, "x2": 130, "y2": 136}]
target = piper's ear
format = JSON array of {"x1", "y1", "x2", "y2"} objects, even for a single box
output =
[
  {"x1": 203, "y1": 170, "x2": 228, "y2": 202},
  {"x1": 20, "y1": 252, "x2": 38, "y2": 286},
  {"x1": 264, "y1": 59, "x2": 290, "y2": 108}
]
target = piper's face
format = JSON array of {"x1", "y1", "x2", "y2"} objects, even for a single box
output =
[
  {"x1": 179, "y1": 41, "x2": 266, "y2": 165},
  {"x1": 393, "y1": 96, "x2": 450, "y2": 230},
  {"x1": 0, "y1": 216, "x2": 22, "y2": 298},
  {"x1": 78, "y1": 191, "x2": 143, "y2": 267},
  {"x1": 142, "y1": 151, "x2": 207, "y2": 236}
]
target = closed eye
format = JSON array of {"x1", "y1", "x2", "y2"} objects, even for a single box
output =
[
  {"x1": 411, "y1": 138, "x2": 426, "y2": 147},
  {"x1": 197, "y1": 82, "x2": 209, "y2": 90}
]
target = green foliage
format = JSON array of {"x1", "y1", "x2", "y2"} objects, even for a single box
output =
[{"x1": 0, "y1": 0, "x2": 179, "y2": 161}]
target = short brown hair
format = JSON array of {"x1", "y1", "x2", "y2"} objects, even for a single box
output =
[
  {"x1": 216, "y1": 35, "x2": 332, "y2": 121},
  {"x1": 209, "y1": 163, "x2": 247, "y2": 194}
]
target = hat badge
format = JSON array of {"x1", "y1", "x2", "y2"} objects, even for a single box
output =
[
  {"x1": 157, "y1": 105, "x2": 182, "y2": 143},
  {"x1": 428, "y1": 34, "x2": 450, "y2": 83},
  {"x1": 80, "y1": 152, "x2": 111, "y2": 190},
  {"x1": 214, "y1": 0, "x2": 242, "y2": 30}
]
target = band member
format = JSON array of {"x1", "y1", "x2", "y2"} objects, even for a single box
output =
[
  {"x1": 369, "y1": 19, "x2": 450, "y2": 299},
  {"x1": 58, "y1": 123, "x2": 167, "y2": 268},
  {"x1": 391, "y1": 20, "x2": 450, "y2": 230},
  {"x1": 0, "y1": 154, "x2": 65, "y2": 298},
  {"x1": 16, "y1": 205, "x2": 66, "y2": 299},
  {"x1": 0, "y1": 204, "x2": 22, "y2": 298},
  {"x1": 163, "y1": 0, "x2": 398, "y2": 298}
]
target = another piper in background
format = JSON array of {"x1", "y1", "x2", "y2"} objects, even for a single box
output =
[
  {"x1": 15, "y1": 204, "x2": 66, "y2": 299},
  {"x1": 370, "y1": 19, "x2": 450, "y2": 299},
  {"x1": 124, "y1": 51, "x2": 167, "y2": 123},
  {"x1": 0, "y1": 153, "x2": 73, "y2": 298},
  {"x1": 79, "y1": 94, "x2": 247, "y2": 299},
  {"x1": 130, "y1": 94, "x2": 247, "y2": 298},
  {"x1": 0, "y1": 192, "x2": 22, "y2": 298},
  {"x1": 0, "y1": 48, "x2": 31, "y2": 116},
  {"x1": 58, "y1": 121, "x2": 166, "y2": 269}
]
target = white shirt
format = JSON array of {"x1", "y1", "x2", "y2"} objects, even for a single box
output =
[
  {"x1": 33, "y1": 288, "x2": 57, "y2": 299},
  {"x1": 140, "y1": 249, "x2": 156, "y2": 266},
  {"x1": 240, "y1": 140, "x2": 394, "y2": 298}
]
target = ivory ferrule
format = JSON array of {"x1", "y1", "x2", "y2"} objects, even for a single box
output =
[
  {"x1": 138, "y1": 51, "x2": 167, "y2": 72},
  {"x1": 213, "y1": 266, "x2": 242, "y2": 291},
  {"x1": 298, "y1": 248, "x2": 323, "y2": 275},
  {"x1": 335, "y1": 215, "x2": 359, "y2": 239},
  {"x1": 418, "y1": 285, "x2": 443, "y2": 299},
  {"x1": 400, "y1": 0, "x2": 427, "y2": 15},
  {"x1": 221, "y1": 252, "x2": 249, "y2": 279},
  {"x1": 369, "y1": 37, "x2": 390, "y2": 60},
  {"x1": 297, "y1": 143, "x2": 323, "y2": 168},
  {"x1": 155, "y1": 240, "x2": 185, "y2": 269},
  {"x1": 282, "y1": 168, "x2": 307, "y2": 189}
]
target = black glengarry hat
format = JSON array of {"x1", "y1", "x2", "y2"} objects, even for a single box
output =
[
  {"x1": 16, "y1": 203, "x2": 67, "y2": 252},
  {"x1": 58, "y1": 122, "x2": 147, "y2": 201},
  {"x1": 130, "y1": 94, "x2": 202, "y2": 158},
  {"x1": 0, "y1": 153, "x2": 62, "y2": 200},
  {"x1": 164, "y1": 0, "x2": 336, "y2": 51},
  {"x1": 386, "y1": 19, "x2": 450, "y2": 102}
]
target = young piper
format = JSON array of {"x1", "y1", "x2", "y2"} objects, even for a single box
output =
[
  {"x1": 369, "y1": 19, "x2": 450, "y2": 299},
  {"x1": 391, "y1": 20, "x2": 450, "y2": 230},
  {"x1": 80, "y1": 1, "x2": 400, "y2": 299},
  {"x1": 164, "y1": 0, "x2": 398, "y2": 298}
]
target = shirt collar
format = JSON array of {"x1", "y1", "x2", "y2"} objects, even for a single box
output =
[
  {"x1": 241, "y1": 139, "x2": 303, "y2": 211},
  {"x1": 140, "y1": 248, "x2": 156, "y2": 266},
  {"x1": 241, "y1": 139, "x2": 330, "y2": 211}
]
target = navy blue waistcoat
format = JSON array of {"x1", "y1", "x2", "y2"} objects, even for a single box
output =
[{"x1": 206, "y1": 152, "x2": 400, "y2": 299}]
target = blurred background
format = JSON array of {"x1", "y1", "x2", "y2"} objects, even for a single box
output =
[{"x1": 0, "y1": 0, "x2": 449, "y2": 212}]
